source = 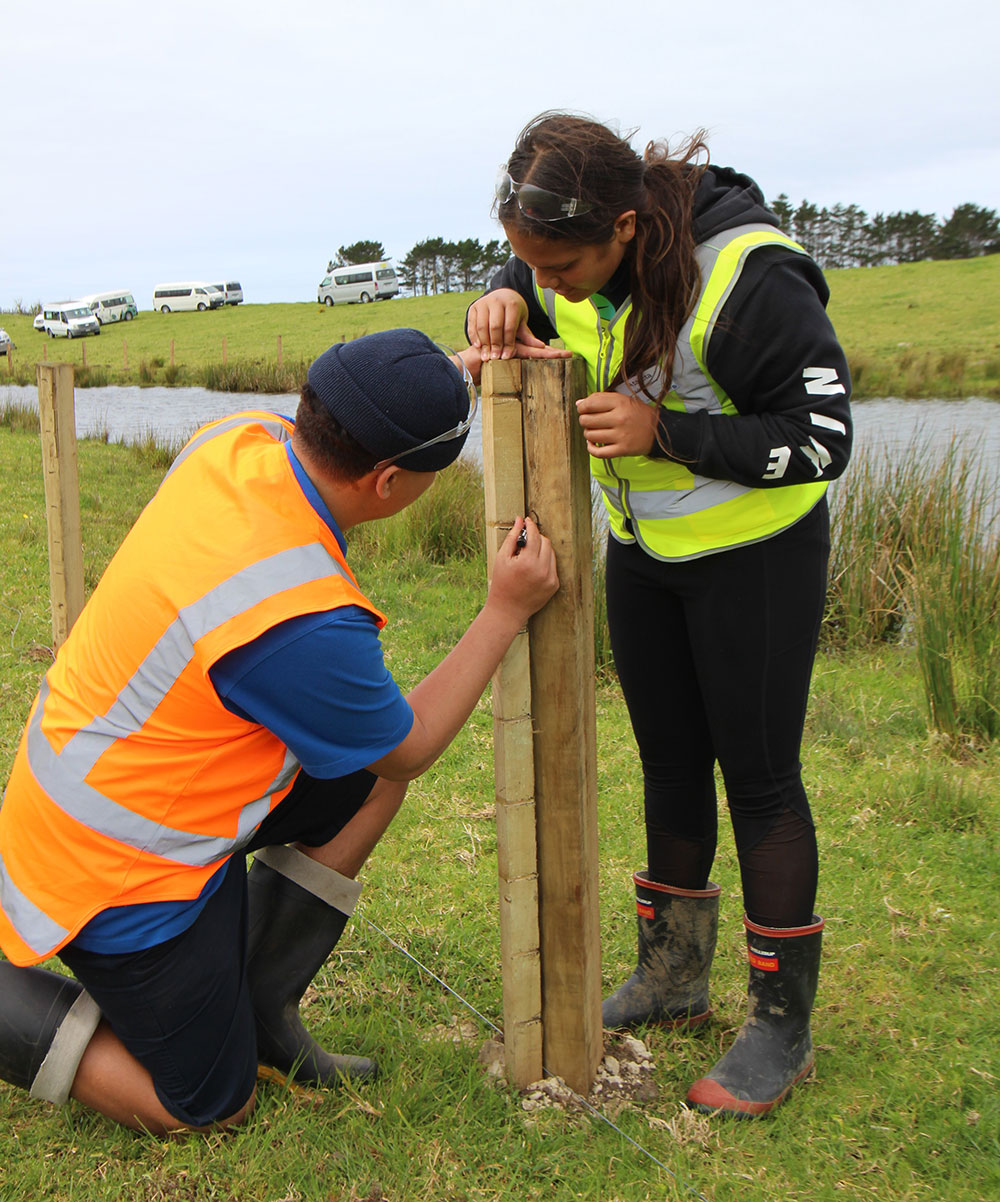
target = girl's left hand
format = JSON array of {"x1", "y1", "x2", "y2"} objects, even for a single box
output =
[{"x1": 576, "y1": 391, "x2": 660, "y2": 458}]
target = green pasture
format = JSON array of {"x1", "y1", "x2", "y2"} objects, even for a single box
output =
[
  {"x1": 1, "y1": 415, "x2": 998, "y2": 1201},
  {"x1": 2, "y1": 253, "x2": 999, "y2": 397},
  {"x1": 0, "y1": 295, "x2": 477, "y2": 393}
]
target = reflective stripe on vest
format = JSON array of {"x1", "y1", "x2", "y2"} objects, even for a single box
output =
[
  {"x1": 0, "y1": 414, "x2": 383, "y2": 964},
  {"x1": 536, "y1": 224, "x2": 827, "y2": 561}
]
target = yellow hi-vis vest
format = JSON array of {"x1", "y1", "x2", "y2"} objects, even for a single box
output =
[
  {"x1": 0, "y1": 412, "x2": 385, "y2": 966},
  {"x1": 535, "y1": 224, "x2": 829, "y2": 561}
]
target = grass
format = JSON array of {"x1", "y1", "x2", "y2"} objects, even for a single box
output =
[
  {"x1": 825, "y1": 437, "x2": 1000, "y2": 748},
  {"x1": 2, "y1": 253, "x2": 999, "y2": 398},
  {"x1": 1, "y1": 423, "x2": 999, "y2": 1201},
  {"x1": 0, "y1": 294, "x2": 477, "y2": 393},
  {"x1": 824, "y1": 255, "x2": 1000, "y2": 394}
]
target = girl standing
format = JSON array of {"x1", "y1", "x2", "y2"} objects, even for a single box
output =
[{"x1": 466, "y1": 112, "x2": 852, "y2": 1117}]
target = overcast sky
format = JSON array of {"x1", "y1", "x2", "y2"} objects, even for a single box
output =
[{"x1": 3, "y1": 0, "x2": 997, "y2": 311}]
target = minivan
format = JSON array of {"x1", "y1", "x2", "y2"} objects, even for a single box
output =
[
  {"x1": 152, "y1": 283, "x2": 225, "y2": 313},
  {"x1": 40, "y1": 303, "x2": 102, "y2": 339},
  {"x1": 317, "y1": 262, "x2": 399, "y2": 305},
  {"x1": 80, "y1": 291, "x2": 138, "y2": 324},
  {"x1": 209, "y1": 281, "x2": 244, "y2": 305}
]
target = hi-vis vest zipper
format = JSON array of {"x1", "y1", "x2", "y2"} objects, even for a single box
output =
[
  {"x1": 535, "y1": 224, "x2": 828, "y2": 561},
  {"x1": 0, "y1": 413, "x2": 385, "y2": 966}
]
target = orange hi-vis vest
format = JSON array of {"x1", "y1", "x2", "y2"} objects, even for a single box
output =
[{"x1": 0, "y1": 412, "x2": 386, "y2": 965}]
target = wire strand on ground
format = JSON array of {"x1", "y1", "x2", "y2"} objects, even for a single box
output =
[{"x1": 361, "y1": 915, "x2": 710, "y2": 1202}]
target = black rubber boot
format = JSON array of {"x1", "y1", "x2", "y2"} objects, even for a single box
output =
[
  {"x1": 686, "y1": 914, "x2": 824, "y2": 1117},
  {"x1": 602, "y1": 871, "x2": 721, "y2": 1030},
  {"x1": 0, "y1": 961, "x2": 102, "y2": 1104},
  {"x1": 246, "y1": 845, "x2": 377, "y2": 1086}
]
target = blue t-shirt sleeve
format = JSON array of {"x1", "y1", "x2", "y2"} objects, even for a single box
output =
[{"x1": 209, "y1": 606, "x2": 414, "y2": 778}]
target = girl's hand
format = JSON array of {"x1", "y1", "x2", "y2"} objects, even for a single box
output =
[
  {"x1": 467, "y1": 289, "x2": 572, "y2": 364},
  {"x1": 576, "y1": 391, "x2": 660, "y2": 458}
]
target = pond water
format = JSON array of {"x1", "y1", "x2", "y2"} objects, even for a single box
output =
[{"x1": 2, "y1": 382, "x2": 997, "y2": 471}]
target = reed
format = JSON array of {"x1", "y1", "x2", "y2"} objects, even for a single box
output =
[
  {"x1": 199, "y1": 358, "x2": 308, "y2": 395},
  {"x1": 0, "y1": 398, "x2": 40, "y2": 433},
  {"x1": 348, "y1": 458, "x2": 486, "y2": 566},
  {"x1": 909, "y1": 515, "x2": 1000, "y2": 749},
  {"x1": 827, "y1": 435, "x2": 1000, "y2": 746}
]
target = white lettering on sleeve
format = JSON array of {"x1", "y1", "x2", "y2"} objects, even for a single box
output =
[
  {"x1": 810, "y1": 411, "x2": 847, "y2": 435},
  {"x1": 801, "y1": 437, "x2": 833, "y2": 477},
  {"x1": 763, "y1": 446, "x2": 791, "y2": 480},
  {"x1": 803, "y1": 367, "x2": 846, "y2": 396}
]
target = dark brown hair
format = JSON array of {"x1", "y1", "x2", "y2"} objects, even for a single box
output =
[
  {"x1": 294, "y1": 383, "x2": 375, "y2": 481},
  {"x1": 499, "y1": 112, "x2": 708, "y2": 400}
]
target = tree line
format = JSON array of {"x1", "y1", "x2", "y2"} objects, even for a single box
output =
[
  {"x1": 767, "y1": 199, "x2": 999, "y2": 269},
  {"x1": 334, "y1": 200, "x2": 999, "y2": 293},
  {"x1": 331, "y1": 239, "x2": 510, "y2": 295}
]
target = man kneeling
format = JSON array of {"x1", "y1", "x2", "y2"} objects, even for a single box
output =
[{"x1": 0, "y1": 330, "x2": 557, "y2": 1133}]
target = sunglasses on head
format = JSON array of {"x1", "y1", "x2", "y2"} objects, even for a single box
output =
[
  {"x1": 495, "y1": 169, "x2": 594, "y2": 222},
  {"x1": 372, "y1": 350, "x2": 478, "y2": 472}
]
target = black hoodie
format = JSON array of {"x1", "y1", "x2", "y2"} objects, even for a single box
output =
[{"x1": 482, "y1": 166, "x2": 853, "y2": 490}]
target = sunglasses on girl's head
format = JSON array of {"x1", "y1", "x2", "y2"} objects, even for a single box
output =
[
  {"x1": 372, "y1": 352, "x2": 479, "y2": 472},
  {"x1": 495, "y1": 169, "x2": 594, "y2": 222}
]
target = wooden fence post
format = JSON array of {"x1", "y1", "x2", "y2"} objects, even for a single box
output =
[
  {"x1": 277, "y1": 335, "x2": 283, "y2": 367},
  {"x1": 482, "y1": 357, "x2": 602, "y2": 1096},
  {"x1": 36, "y1": 364, "x2": 85, "y2": 650},
  {"x1": 482, "y1": 361, "x2": 543, "y2": 1089}
]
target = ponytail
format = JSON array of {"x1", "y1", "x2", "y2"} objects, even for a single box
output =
[{"x1": 625, "y1": 133, "x2": 708, "y2": 401}]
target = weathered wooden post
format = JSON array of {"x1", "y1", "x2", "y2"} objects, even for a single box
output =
[
  {"x1": 36, "y1": 364, "x2": 85, "y2": 650},
  {"x1": 482, "y1": 360, "x2": 542, "y2": 1089},
  {"x1": 277, "y1": 335, "x2": 283, "y2": 367},
  {"x1": 482, "y1": 358, "x2": 603, "y2": 1096}
]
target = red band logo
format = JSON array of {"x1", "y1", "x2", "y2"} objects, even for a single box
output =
[
  {"x1": 748, "y1": 946, "x2": 779, "y2": 972},
  {"x1": 637, "y1": 900, "x2": 655, "y2": 920}
]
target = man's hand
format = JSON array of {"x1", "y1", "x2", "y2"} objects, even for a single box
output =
[{"x1": 486, "y1": 517, "x2": 559, "y2": 627}]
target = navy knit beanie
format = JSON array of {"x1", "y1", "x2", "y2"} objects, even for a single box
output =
[{"x1": 306, "y1": 329, "x2": 471, "y2": 471}]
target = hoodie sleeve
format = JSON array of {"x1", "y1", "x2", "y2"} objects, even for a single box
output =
[
  {"x1": 651, "y1": 249, "x2": 853, "y2": 488},
  {"x1": 466, "y1": 257, "x2": 559, "y2": 345}
]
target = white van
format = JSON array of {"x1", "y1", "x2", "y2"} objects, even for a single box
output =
[
  {"x1": 80, "y1": 291, "x2": 138, "y2": 324},
  {"x1": 152, "y1": 283, "x2": 225, "y2": 313},
  {"x1": 317, "y1": 261, "x2": 399, "y2": 305},
  {"x1": 40, "y1": 303, "x2": 102, "y2": 339},
  {"x1": 208, "y1": 281, "x2": 244, "y2": 305}
]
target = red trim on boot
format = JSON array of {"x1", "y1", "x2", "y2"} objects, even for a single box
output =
[
  {"x1": 686, "y1": 1057, "x2": 815, "y2": 1118},
  {"x1": 744, "y1": 914, "x2": 824, "y2": 938},
  {"x1": 632, "y1": 871, "x2": 722, "y2": 899}
]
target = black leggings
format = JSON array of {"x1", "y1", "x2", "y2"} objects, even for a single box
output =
[{"x1": 605, "y1": 500, "x2": 829, "y2": 928}]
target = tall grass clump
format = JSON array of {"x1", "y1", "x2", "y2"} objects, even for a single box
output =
[
  {"x1": 827, "y1": 434, "x2": 1000, "y2": 747},
  {"x1": 0, "y1": 399, "x2": 40, "y2": 433},
  {"x1": 826, "y1": 436, "x2": 986, "y2": 644},
  {"x1": 349, "y1": 459, "x2": 486, "y2": 565},
  {"x1": 908, "y1": 511, "x2": 1000, "y2": 749},
  {"x1": 200, "y1": 358, "x2": 307, "y2": 394}
]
